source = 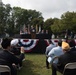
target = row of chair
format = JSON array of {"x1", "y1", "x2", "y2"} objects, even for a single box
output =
[
  {"x1": 0, "y1": 59, "x2": 76, "y2": 75},
  {"x1": 0, "y1": 65, "x2": 11, "y2": 75},
  {"x1": 0, "y1": 62, "x2": 76, "y2": 75},
  {"x1": 51, "y1": 56, "x2": 76, "y2": 75}
]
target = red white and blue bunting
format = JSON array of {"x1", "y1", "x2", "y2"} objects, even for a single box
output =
[
  {"x1": 0, "y1": 38, "x2": 76, "y2": 53},
  {"x1": 19, "y1": 39, "x2": 39, "y2": 52},
  {"x1": 19, "y1": 39, "x2": 59, "y2": 52}
]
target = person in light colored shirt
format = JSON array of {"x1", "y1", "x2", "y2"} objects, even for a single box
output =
[
  {"x1": 51, "y1": 40, "x2": 76, "y2": 75},
  {"x1": 48, "y1": 40, "x2": 64, "y2": 64},
  {"x1": 45, "y1": 40, "x2": 56, "y2": 69},
  {"x1": 45, "y1": 41, "x2": 56, "y2": 56}
]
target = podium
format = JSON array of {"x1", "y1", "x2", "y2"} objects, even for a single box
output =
[
  {"x1": 31, "y1": 32, "x2": 36, "y2": 39},
  {"x1": 30, "y1": 28, "x2": 36, "y2": 39},
  {"x1": 19, "y1": 33, "x2": 51, "y2": 39}
]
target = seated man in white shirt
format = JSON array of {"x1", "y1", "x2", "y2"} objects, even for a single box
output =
[
  {"x1": 47, "y1": 40, "x2": 64, "y2": 64},
  {"x1": 45, "y1": 40, "x2": 56, "y2": 69}
]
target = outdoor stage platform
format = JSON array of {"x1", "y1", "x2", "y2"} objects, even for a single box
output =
[
  {"x1": 14, "y1": 34, "x2": 52, "y2": 39},
  {"x1": 17, "y1": 39, "x2": 76, "y2": 53}
]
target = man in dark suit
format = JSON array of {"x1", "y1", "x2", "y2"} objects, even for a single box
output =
[
  {"x1": 51, "y1": 39, "x2": 76, "y2": 75},
  {"x1": 0, "y1": 38, "x2": 25, "y2": 75}
]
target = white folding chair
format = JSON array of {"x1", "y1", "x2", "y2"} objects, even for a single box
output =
[
  {"x1": 0, "y1": 65, "x2": 11, "y2": 75},
  {"x1": 63, "y1": 62, "x2": 76, "y2": 75}
]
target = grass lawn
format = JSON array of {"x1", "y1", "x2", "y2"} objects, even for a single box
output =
[{"x1": 17, "y1": 53, "x2": 61, "y2": 75}]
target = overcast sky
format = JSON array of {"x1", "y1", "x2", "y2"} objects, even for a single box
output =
[{"x1": 2, "y1": 0, "x2": 76, "y2": 20}]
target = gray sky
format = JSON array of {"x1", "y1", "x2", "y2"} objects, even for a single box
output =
[{"x1": 2, "y1": 0, "x2": 76, "y2": 20}]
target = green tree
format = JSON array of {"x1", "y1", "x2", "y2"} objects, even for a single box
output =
[
  {"x1": 51, "y1": 18, "x2": 62, "y2": 33},
  {"x1": 11, "y1": 8, "x2": 43, "y2": 33},
  {"x1": 61, "y1": 11, "x2": 76, "y2": 33},
  {"x1": 44, "y1": 18, "x2": 54, "y2": 34},
  {"x1": 31, "y1": 17, "x2": 44, "y2": 32},
  {"x1": 0, "y1": 4, "x2": 12, "y2": 34},
  {"x1": 44, "y1": 18, "x2": 54, "y2": 29}
]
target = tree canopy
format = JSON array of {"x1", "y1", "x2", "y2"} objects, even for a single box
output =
[{"x1": 0, "y1": 3, "x2": 76, "y2": 37}]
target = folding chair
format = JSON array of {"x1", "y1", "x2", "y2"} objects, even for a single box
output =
[
  {"x1": 63, "y1": 62, "x2": 76, "y2": 75},
  {"x1": 51, "y1": 57, "x2": 76, "y2": 75},
  {"x1": 0, "y1": 65, "x2": 11, "y2": 75}
]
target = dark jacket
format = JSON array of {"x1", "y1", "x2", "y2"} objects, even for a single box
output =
[
  {"x1": 0, "y1": 50, "x2": 24, "y2": 75},
  {"x1": 57, "y1": 47, "x2": 76, "y2": 75},
  {"x1": 10, "y1": 47, "x2": 21, "y2": 55}
]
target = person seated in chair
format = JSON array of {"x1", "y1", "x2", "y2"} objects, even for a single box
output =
[
  {"x1": 47, "y1": 40, "x2": 63, "y2": 64},
  {"x1": 45, "y1": 40, "x2": 56, "y2": 69},
  {"x1": 10, "y1": 39, "x2": 25, "y2": 69},
  {"x1": 0, "y1": 38, "x2": 25, "y2": 75},
  {"x1": 51, "y1": 40, "x2": 76, "y2": 75},
  {"x1": 10, "y1": 39, "x2": 21, "y2": 56}
]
